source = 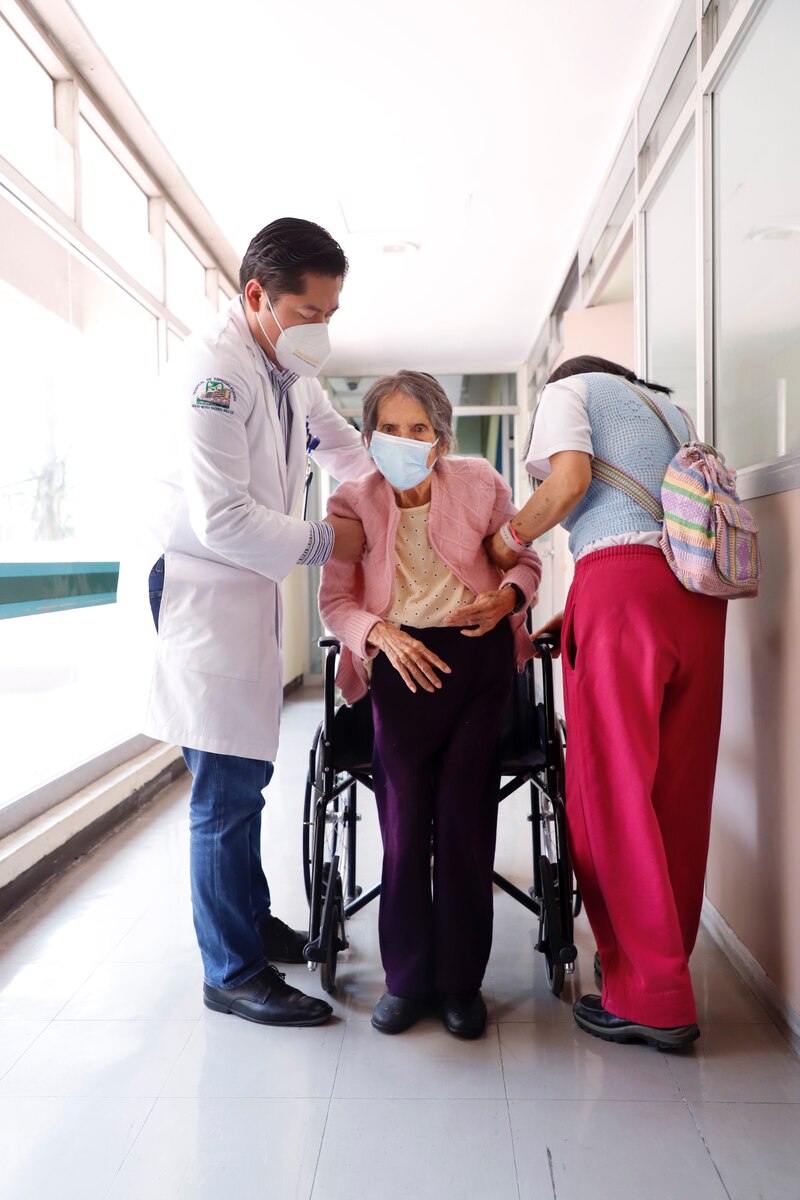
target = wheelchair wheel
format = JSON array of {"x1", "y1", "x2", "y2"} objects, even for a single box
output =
[
  {"x1": 537, "y1": 855, "x2": 566, "y2": 996},
  {"x1": 303, "y1": 724, "x2": 343, "y2": 909},
  {"x1": 302, "y1": 722, "x2": 323, "y2": 905},
  {"x1": 319, "y1": 861, "x2": 345, "y2": 995}
]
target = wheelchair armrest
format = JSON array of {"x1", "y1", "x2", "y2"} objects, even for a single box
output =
[{"x1": 319, "y1": 637, "x2": 342, "y2": 650}]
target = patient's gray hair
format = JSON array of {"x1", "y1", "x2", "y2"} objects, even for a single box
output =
[{"x1": 361, "y1": 371, "x2": 454, "y2": 453}]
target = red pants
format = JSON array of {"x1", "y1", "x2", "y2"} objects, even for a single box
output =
[{"x1": 562, "y1": 546, "x2": 727, "y2": 1026}]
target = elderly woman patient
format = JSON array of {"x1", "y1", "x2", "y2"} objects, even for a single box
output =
[{"x1": 319, "y1": 371, "x2": 541, "y2": 1038}]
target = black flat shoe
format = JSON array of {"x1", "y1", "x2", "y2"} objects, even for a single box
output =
[
  {"x1": 440, "y1": 990, "x2": 487, "y2": 1039},
  {"x1": 260, "y1": 914, "x2": 308, "y2": 964},
  {"x1": 573, "y1": 994, "x2": 699, "y2": 1052},
  {"x1": 204, "y1": 965, "x2": 332, "y2": 1026},
  {"x1": 371, "y1": 992, "x2": 426, "y2": 1035}
]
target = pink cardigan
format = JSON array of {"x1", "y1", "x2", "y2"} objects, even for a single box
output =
[{"x1": 319, "y1": 457, "x2": 542, "y2": 702}]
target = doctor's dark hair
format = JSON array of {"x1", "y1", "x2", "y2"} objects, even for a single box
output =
[
  {"x1": 361, "y1": 371, "x2": 455, "y2": 454},
  {"x1": 547, "y1": 355, "x2": 673, "y2": 396},
  {"x1": 239, "y1": 217, "x2": 349, "y2": 297}
]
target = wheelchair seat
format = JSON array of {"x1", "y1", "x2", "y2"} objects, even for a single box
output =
[
  {"x1": 498, "y1": 662, "x2": 547, "y2": 773},
  {"x1": 303, "y1": 634, "x2": 576, "y2": 996},
  {"x1": 330, "y1": 696, "x2": 373, "y2": 772},
  {"x1": 331, "y1": 658, "x2": 546, "y2": 775}
]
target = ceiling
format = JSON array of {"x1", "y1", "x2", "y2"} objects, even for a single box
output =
[{"x1": 69, "y1": 0, "x2": 677, "y2": 375}]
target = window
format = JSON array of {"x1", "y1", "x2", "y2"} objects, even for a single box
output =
[
  {"x1": 452, "y1": 413, "x2": 514, "y2": 477},
  {"x1": 0, "y1": 194, "x2": 159, "y2": 809},
  {"x1": 219, "y1": 280, "x2": 236, "y2": 311},
  {"x1": 166, "y1": 328, "x2": 185, "y2": 361},
  {"x1": 637, "y1": 0, "x2": 696, "y2": 183},
  {"x1": 165, "y1": 223, "x2": 212, "y2": 329},
  {"x1": 0, "y1": 17, "x2": 71, "y2": 212},
  {"x1": 703, "y1": 0, "x2": 743, "y2": 63},
  {"x1": 79, "y1": 118, "x2": 162, "y2": 296},
  {"x1": 645, "y1": 133, "x2": 697, "y2": 419},
  {"x1": 579, "y1": 127, "x2": 635, "y2": 292},
  {"x1": 713, "y1": 0, "x2": 800, "y2": 468},
  {"x1": 325, "y1": 374, "x2": 517, "y2": 419}
]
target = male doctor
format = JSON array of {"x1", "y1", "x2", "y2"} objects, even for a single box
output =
[{"x1": 144, "y1": 218, "x2": 369, "y2": 1026}]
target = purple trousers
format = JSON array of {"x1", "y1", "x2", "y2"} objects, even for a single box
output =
[{"x1": 370, "y1": 620, "x2": 514, "y2": 998}]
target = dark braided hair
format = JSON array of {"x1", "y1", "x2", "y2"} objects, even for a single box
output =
[
  {"x1": 524, "y1": 355, "x2": 674, "y2": 463},
  {"x1": 238, "y1": 217, "x2": 349, "y2": 299},
  {"x1": 547, "y1": 355, "x2": 672, "y2": 395}
]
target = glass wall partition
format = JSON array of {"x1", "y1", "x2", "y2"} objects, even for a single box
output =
[{"x1": 713, "y1": 0, "x2": 800, "y2": 467}]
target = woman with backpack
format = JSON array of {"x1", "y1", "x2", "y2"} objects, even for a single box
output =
[{"x1": 485, "y1": 355, "x2": 737, "y2": 1052}]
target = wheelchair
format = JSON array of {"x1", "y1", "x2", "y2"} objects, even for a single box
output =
[{"x1": 301, "y1": 631, "x2": 578, "y2": 996}]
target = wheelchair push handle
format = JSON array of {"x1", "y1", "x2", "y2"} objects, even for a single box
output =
[{"x1": 532, "y1": 630, "x2": 561, "y2": 657}]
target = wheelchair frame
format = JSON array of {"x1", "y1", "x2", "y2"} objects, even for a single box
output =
[{"x1": 301, "y1": 633, "x2": 578, "y2": 995}]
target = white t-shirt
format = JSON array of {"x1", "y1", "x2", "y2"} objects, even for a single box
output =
[{"x1": 526, "y1": 377, "x2": 662, "y2": 560}]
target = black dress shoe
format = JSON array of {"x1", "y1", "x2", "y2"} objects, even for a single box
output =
[
  {"x1": 573, "y1": 994, "x2": 699, "y2": 1052},
  {"x1": 440, "y1": 990, "x2": 487, "y2": 1039},
  {"x1": 203, "y1": 965, "x2": 332, "y2": 1026},
  {"x1": 260, "y1": 914, "x2": 308, "y2": 964},
  {"x1": 371, "y1": 992, "x2": 426, "y2": 1034}
]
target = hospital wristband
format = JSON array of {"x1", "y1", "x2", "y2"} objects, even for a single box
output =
[
  {"x1": 499, "y1": 520, "x2": 533, "y2": 550},
  {"x1": 297, "y1": 521, "x2": 335, "y2": 566}
]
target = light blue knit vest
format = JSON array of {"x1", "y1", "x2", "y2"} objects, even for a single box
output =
[{"x1": 563, "y1": 372, "x2": 690, "y2": 559}]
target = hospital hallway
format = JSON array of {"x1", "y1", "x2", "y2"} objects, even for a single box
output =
[{"x1": 0, "y1": 687, "x2": 798, "y2": 1200}]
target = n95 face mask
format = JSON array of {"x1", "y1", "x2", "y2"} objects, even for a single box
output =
[
  {"x1": 368, "y1": 430, "x2": 438, "y2": 490},
  {"x1": 257, "y1": 292, "x2": 332, "y2": 378}
]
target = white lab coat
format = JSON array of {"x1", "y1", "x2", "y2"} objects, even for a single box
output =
[{"x1": 143, "y1": 296, "x2": 368, "y2": 759}]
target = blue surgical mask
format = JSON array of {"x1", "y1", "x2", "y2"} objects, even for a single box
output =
[{"x1": 368, "y1": 430, "x2": 438, "y2": 490}]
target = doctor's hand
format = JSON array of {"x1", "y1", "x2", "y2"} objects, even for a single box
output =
[
  {"x1": 366, "y1": 621, "x2": 452, "y2": 694},
  {"x1": 443, "y1": 587, "x2": 517, "y2": 638},
  {"x1": 325, "y1": 515, "x2": 366, "y2": 563},
  {"x1": 485, "y1": 529, "x2": 520, "y2": 571}
]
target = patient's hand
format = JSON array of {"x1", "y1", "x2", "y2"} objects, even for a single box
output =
[
  {"x1": 443, "y1": 588, "x2": 517, "y2": 637},
  {"x1": 366, "y1": 621, "x2": 451, "y2": 694},
  {"x1": 485, "y1": 529, "x2": 520, "y2": 570}
]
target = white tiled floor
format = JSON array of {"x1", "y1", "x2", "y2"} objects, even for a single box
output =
[{"x1": 1, "y1": 687, "x2": 799, "y2": 1199}]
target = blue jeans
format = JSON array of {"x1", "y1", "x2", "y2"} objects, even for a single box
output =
[{"x1": 149, "y1": 557, "x2": 273, "y2": 988}]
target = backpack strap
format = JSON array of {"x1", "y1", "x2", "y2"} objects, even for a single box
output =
[{"x1": 590, "y1": 458, "x2": 664, "y2": 522}]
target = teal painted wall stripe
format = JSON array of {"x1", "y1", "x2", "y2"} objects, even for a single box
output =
[
  {"x1": 1, "y1": 593, "x2": 119, "y2": 619},
  {"x1": 0, "y1": 563, "x2": 120, "y2": 619},
  {"x1": 0, "y1": 561, "x2": 119, "y2": 578}
]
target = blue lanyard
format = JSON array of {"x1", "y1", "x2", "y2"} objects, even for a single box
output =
[{"x1": 303, "y1": 421, "x2": 320, "y2": 519}]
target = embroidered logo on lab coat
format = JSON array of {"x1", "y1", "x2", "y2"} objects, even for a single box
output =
[{"x1": 193, "y1": 378, "x2": 237, "y2": 411}]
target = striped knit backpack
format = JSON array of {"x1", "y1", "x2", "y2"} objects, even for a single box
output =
[{"x1": 591, "y1": 381, "x2": 761, "y2": 599}]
